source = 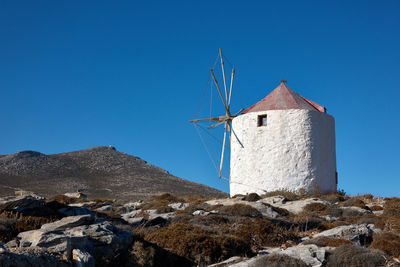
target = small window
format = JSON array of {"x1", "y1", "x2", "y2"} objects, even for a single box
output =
[{"x1": 257, "y1": 114, "x2": 267, "y2": 127}]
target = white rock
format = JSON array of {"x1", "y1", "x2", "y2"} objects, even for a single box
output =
[
  {"x1": 64, "y1": 192, "x2": 87, "y2": 199},
  {"x1": 313, "y1": 224, "x2": 381, "y2": 246},
  {"x1": 168, "y1": 202, "x2": 189, "y2": 210},
  {"x1": 264, "y1": 198, "x2": 328, "y2": 214},
  {"x1": 41, "y1": 214, "x2": 94, "y2": 231},
  {"x1": 0, "y1": 242, "x2": 7, "y2": 254},
  {"x1": 193, "y1": 210, "x2": 210, "y2": 216},
  {"x1": 208, "y1": 256, "x2": 242, "y2": 266},
  {"x1": 96, "y1": 205, "x2": 113, "y2": 212},
  {"x1": 72, "y1": 249, "x2": 95, "y2": 267},
  {"x1": 205, "y1": 198, "x2": 280, "y2": 218},
  {"x1": 58, "y1": 206, "x2": 94, "y2": 216},
  {"x1": 258, "y1": 195, "x2": 286, "y2": 205}
]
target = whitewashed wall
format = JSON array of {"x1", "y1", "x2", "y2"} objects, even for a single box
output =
[{"x1": 230, "y1": 109, "x2": 337, "y2": 196}]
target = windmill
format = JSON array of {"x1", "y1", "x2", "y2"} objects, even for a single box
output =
[{"x1": 190, "y1": 49, "x2": 243, "y2": 179}]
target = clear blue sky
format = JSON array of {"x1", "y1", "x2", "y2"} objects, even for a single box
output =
[{"x1": 1, "y1": 1, "x2": 399, "y2": 197}]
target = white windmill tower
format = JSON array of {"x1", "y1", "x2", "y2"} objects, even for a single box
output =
[{"x1": 191, "y1": 50, "x2": 337, "y2": 195}]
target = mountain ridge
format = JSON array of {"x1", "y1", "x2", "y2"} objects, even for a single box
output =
[{"x1": 0, "y1": 146, "x2": 227, "y2": 200}]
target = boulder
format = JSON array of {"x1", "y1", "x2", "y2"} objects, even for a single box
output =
[
  {"x1": 193, "y1": 210, "x2": 210, "y2": 216},
  {"x1": 205, "y1": 198, "x2": 280, "y2": 218},
  {"x1": 17, "y1": 219, "x2": 133, "y2": 264},
  {"x1": 40, "y1": 214, "x2": 95, "y2": 231},
  {"x1": 168, "y1": 202, "x2": 189, "y2": 211},
  {"x1": 265, "y1": 198, "x2": 329, "y2": 214},
  {"x1": 313, "y1": 224, "x2": 381, "y2": 246},
  {"x1": 72, "y1": 249, "x2": 95, "y2": 267},
  {"x1": 64, "y1": 192, "x2": 87, "y2": 199},
  {"x1": 58, "y1": 206, "x2": 95, "y2": 217},
  {"x1": 95, "y1": 205, "x2": 113, "y2": 212},
  {"x1": 258, "y1": 195, "x2": 287, "y2": 206},
  {"x1": 274, "y1": 244, "x2": 327, "y2": 267},
  {"x1": 0, "y1": 243, "x2": 6, "y2": 254}
]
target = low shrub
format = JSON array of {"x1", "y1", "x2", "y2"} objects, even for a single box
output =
[
  {"x1": 218, "y1": 204, "x2": 262, "y2": 218},
  {"x1": 383, "y1": 197, "x2": 400, "y2": 218},
  {"x1": 304, "y1": 203, "x2": 327, "y2": 213},
  {"x1": 370, "y1": 232, "x2": 400, "y2": 258},
  {"x1": 290, "y1": 213, "x2": 334, "y2": 232},
  {"x1": 263, "y1": 203, "x2": 290, "y2": 217},
  {"x1": 375, "y1": 217, "x2": 400, "y2": 235},
  {"x1": 155, "y1": 205, "x2": 175, "y2": 214},
  {"x1": 261, "y1": 190, "x2": 300, "y2": 201},
  {"x1": 145, "y1": 223, "x2": 251, "y2": 265},
  {"x1": 302, "y1": 236, "x2": 352, "y2": 247},
  {"x1": 233, "y1": 218, "x2": 298, "y2": 250},
  {"x1": 369, "y1": 205, "x2": 383, "y2": 211},
  {"x1": 340, "y1": 198, "x2": 369, "y2": 210},
  {"x1": 250, "y1": 253, "x2": 309, "y2": 267},
  {"x1": 244, "y1": 193, "x2": 260, "y2": 202},
  {"x1": 325, "y1": 245, "x2": 391, "y2": 267},
  {"x1": 153, "y1": 193, "x2": 183, "y2": 203}
]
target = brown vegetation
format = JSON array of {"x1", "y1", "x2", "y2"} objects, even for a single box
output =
[
  {"x1": 383, "y1": 197, "x2": 400, "y2": 218},
  {"x1": 325, "y1": 245, "x2": 392, "y2": 267},
  {"x1": 232, "y1": 218, "x2": 299, "y2": 250},
  {"x1": 218, "y1": 204, "x2": 262, "y2": 218},
  {"x1": 370, "y1": 232, "x2": 400, "y2": 258},
  {"x1": 302, "y1": 236, "x2": 352, "y2": 247},
  {"x1": 145, "y1": 223, "x2": 251, "y2": 265},
  {"x1": 251, "y1": 253, "x2": 309, "y2": 267},
  {"x1": 244, "y1": 193, "x2": 261, "y2": 202}
]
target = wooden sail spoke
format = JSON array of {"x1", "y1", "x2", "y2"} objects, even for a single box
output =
[
  {"x1": 219, "y1": 48, "x2": 228, "y2": 104},
  {"x1": 228, "y1": 67, "x2": 235, "y2": 108},
  {"x1": 210, "y1": 69, "x2": 230, "y2": 114},
  {"x1": 189, "y1": 115, "x2": 227, "y2": 123},
  {"x1": 208, "y1": 121, "x2": 225, "y2": 129},
  {"x1": 219, "y1": 122, "x2": 227, "y2": 178}
]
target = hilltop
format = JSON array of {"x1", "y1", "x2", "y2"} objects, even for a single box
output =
[{"x1": 0, "y1": 146, "x2": 226, "y2": 200}]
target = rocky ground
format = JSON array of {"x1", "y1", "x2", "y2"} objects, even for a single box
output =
[{"x1": 0, "y1": 190, "x2": 400, "y2": 266}]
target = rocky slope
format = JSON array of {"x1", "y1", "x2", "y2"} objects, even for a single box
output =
[
  {"x1": 0, "y1": 146, "x2": 226, "y2": 200},
  {"x1": 0, "y1": 191, "x2": 399, "y2": 266}
]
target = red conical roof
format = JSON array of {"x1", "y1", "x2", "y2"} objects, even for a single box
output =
[{"x1": 242, "y1": 82, "x2": 326, "y2": 114}]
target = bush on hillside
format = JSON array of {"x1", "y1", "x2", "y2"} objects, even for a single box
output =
[
  {"x1": 244, "y1": 193, "x2": 261, "y2": 202},
  {"x1": 145, "y1": 223, "x2": 251, "y2": 265},
  {"x1": 302, "y1": 236, "x2": 352, "y2": 247},
  {"x1": 250, "y1": 253, "x2": 309, "y2": 267},
  {"x1": 218, "y1": 204, "x2": 262, "y2": 218},
  {"x1": 370, "y1": 232, "x2": 400, "y2": 258},
  {"x1": 325, "y1": 245, "x2": 391, "y2": 267}
]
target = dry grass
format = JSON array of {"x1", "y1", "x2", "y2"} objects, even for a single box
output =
[
  {"x1": 325, "y1": 245, "x2": 392, "y2": 267},
  {"x1": 218, "y1": 204, "x2": 262, "y2": 218},
  {"x1": 244, "y1": 193, "x2": 261, "y2": 202},
  {"x1": 370, "y1": 232, "x2": 400, "y2": 258},
  {"x1": 340, "y1": 198, "x2": 369, "y2": 210},
  {"x1": 0, "y1": 211, "x2": 55, "y2": 242},
  {"x1": 250, "y1": 253, "x2": 309, "y2": 267},
  {"x1": 369, "y1": 205, "x2": 383, "y2": 211},
  {"x1": 302, "y1": 236, "x2": 352, "y2": 247},
  {"x1": 383, "y1": 197, "x2": 400, "y2": 218},
  {"x1": 375, "y1": 217, "x2": 400, "y2": 235},
  {"x1": 145, "y1": 223, "x2": 251, "y2": 265},
  {"x1": 232, "y1": 218, "x2": 299, "y2": 250},
  {"x1": 261, "y1": 190, "x2": 300, "y2": 201},
  {"x1": 304, "y1": 203, "x2": 328, "y2": 213}
]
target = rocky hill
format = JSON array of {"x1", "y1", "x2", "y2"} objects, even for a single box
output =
[{"x1": 0, "y1": 146, "x2": 226, "y2": 200}]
